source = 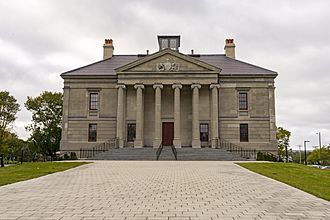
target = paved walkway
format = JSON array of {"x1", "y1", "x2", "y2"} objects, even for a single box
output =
[{"x1": 0, "y1": 161, "x2": 329, "y2": 220}]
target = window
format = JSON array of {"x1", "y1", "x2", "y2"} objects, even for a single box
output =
[
  {"x1": 200, "y1": 123, "x2": 209, "y2": 142},
  {"x1": 169, "y1": 39, "x2": 177, "y2": 50},
  {"x1": 89, "y1": 93, "x2": 98, "y2": 110},
  {"x1": 239, "y1": 92, "x2": 248, "y2": 110},
  {"x1": 240, "y1": 124, "x2": 249, "y2": 142},
  {"x1": 88, "y1": 124, "x2": 97, "y2": 142},
  {"x1": 127, "y1": 123, "x2": 136, "y2": 142},
  {"x1": 161, "y1": 39, "x2": 168, "y2": 49}
]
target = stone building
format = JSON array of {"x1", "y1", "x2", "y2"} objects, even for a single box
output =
[{"x1": 60, "y1": 36, "x2": 277, "y2": 155}]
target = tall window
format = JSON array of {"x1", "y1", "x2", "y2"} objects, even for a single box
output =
[
  {"x1": 88, "y1": 124, "x2": 97, "y2": 142},
  {"x1": 239, "y1": 92, "x2": 248, "y2": 110},
  {"x1": 200, "y1": 123, "x2": 209, "y2": 142},
  {"x1": 127, "y1": 123, "x2": 136, "y2": 142},
  {"x1": 89, "y1": 93, "x2": 98, "y2": 110},
  {"x1": 240, "y1": 124, "x2": 249, "y2": 142}
]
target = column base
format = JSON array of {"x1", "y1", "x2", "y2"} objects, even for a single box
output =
[
  {"x1": 118, "y1": 139, "x2": 124, "y2": 148},
  {"x1": 173, "y1": 139, "x2": 182, "y2": 148},
  {"x1": 192, "y1": 139, "x2": 201, "y2": 148},
  {"x1": 211, "y1": 139, "x2": 218, "y2": 148},
  {"x1": 153, "y1": 139, "x2": 162, "y2": 148},
  {"x1": 134, "y1": 140, "x2": 143, "y2": 148}
]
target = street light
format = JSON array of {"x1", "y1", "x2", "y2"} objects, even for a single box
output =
[
  {"x1": 304, "y1": 140, "x2": 310, "y2": 165},
  {"x1": 316, "y1": 132, "x2": 322, "y2": 164}
]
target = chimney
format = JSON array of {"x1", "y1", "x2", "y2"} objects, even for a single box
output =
[
  {"x1": 224, "y1": 39, "x2": 235, "y2": 59},
  {"x1": 103, "y1": 39, "x2": 114, "y2": 59}
]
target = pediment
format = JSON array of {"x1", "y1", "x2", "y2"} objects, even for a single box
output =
[{"x1": 115, "y1": 49, "x2": 220, "y2": 74}]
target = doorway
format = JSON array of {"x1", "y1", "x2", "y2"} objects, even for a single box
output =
[{"x1": 162, "y1": 122, "x2": 174, "y2": 146}]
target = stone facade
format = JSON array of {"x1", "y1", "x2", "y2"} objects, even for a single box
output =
[{"x1": 60, "y1": 36, "x2": 278, "y2": 156}]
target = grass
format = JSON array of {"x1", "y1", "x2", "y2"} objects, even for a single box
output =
[
  {"x1": 0, "y1": 162, "x2": 89, "y2": 186},
  {"x1": 237, "y1": 162, "x2": 330, "y2": 201}
]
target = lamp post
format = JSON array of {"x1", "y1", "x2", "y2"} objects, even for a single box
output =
[
  {"x1": 304, "y1": 140, "x2": 310, "y2": 165},
  {"x1": 316, "y1": 132, "x2": 321, "y2": 164}
]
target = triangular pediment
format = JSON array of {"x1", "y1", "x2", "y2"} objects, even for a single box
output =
[{"x1": 115, "y1": 48, "x2": 221, "y2": 74}]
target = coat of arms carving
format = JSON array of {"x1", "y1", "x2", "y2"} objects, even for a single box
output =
[{"x1": 156, "y1": 58, "x2": 179, "y2": 71}]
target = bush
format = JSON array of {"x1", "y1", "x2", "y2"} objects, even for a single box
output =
[
  {"x1": 257, "y1": 151, "x2": 278, "y2": 162},
  {"x1": 62, "y1": 152, "x2": 78, "y2": 160}
]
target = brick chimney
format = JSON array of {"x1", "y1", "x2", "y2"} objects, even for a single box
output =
[
  {"x1": 103, "y1": 39, "x2": 114, "y2": 59},
  {"x1": 224, "y1": 39, "x2": 235, "y2": 59}
]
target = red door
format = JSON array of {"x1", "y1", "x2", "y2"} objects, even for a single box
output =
[{"x1": 162, "y1": 122, "x2": 174, "y2": 146}]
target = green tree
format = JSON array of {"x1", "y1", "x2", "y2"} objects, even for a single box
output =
[
  {"x1": 276, "y1": 126, "x2": 291, "y2": 160},
  {"x1": 25, "y1": 91, "x2": 63, "y2": 160},
  {"x1": 0, "y1": 91, "x2": 20, "y2": 167},
  {"x1": 308, "y1": 146, "x2": 330, "y2": 165}
]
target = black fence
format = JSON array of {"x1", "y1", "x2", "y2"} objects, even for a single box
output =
[
  {"x1": 80, "y1": 138, "x2": 118, "y2": 159},
  {"x1": 217, "y1": 138, "x2": 256, "y2": 159}
]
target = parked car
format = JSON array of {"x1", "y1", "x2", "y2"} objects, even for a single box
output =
[{"x1": 321, "y1": 166, "x2": 330, "y2": 170}]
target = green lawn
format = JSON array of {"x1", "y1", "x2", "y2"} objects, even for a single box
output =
[
  {"x1": 237, "y1": 162, "x2": 330, "y2": 201},
  {"x1": 0, "y1": 162, "x2": 89, "y2": 186}
]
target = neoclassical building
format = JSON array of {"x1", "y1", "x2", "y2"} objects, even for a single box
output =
[{"x1": 60, "y1": 36, "x2": 277, "y2": 154}]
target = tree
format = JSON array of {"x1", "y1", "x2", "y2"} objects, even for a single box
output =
[
  {"x1": 25, "y1": 91, "x2": 63, "y2": 160},
  {"x1": 0, "y1": 91, "x2": 20, "y2": 167},
  {"x1": 308, "y1": 146, "x2": 330, "y2": 165},
  {"x1": 276, "y1": 126, "x2": 291, "y2": 160}
]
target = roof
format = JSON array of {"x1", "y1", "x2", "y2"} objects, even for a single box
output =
[{"x1": 61, "y1": 53, "x2": 277, "y2": 77}]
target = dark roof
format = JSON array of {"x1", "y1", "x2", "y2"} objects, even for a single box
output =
[{"x1": 61, "y1": 54, "x2": 276, "y2": 76}]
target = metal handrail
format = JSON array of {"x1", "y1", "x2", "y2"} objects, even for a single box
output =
[
  {"x1": 156, "y1": 143, "x2": 163, "y2": 160},
  {"x1": 79, "y1": 137, "x2": 119, "y2": 159},
  {"x1": 217, "y1": 138, "x2": 256, "y2": 159},
  {"x1": 170, "y1": 145, "x2": 178, "y2": 160}
]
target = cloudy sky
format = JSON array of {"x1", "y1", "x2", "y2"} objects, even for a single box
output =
[{"x1": 1, "y1": 0, "x2": 329, "y2": 150}]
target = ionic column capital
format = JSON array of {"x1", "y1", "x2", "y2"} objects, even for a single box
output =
[
  {"x1": 210, "y1": 84, "x2": 220, "y2": 89},
  {"x1": 134, "y1": 84, "x2": 145, "y2": 90},
  {"x1": 153, "y1": 84, "x2": 163, "y2": 89},
  {"x1": 172, "y1": 84, "x2": 182, "y2": 89},
  {"x1": 116, "y1": 84, "x2": 126, "y2": 89},
  {"x1": 191, "y1": 84, "x2": 201, "y2": 89}
]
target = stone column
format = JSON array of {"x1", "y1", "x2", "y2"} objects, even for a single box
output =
[
  {"x1": 268, "y1": 84, "x2": 277, "y2": 149},
  {"x1": 116, "y1": 84, "x2": 126, "y2": 148},
  {"x1": 153, "y1": 84, "x2": 163, "y2": 148},
  {"x1": 60, "y1": 85, "x2": 70, "y2": 150},
  {"x1": 191, "y1": 84, "x2": 201, "y2": 148},
  {"x1": 172, "y1": 84, "x2": 182, "y2": 148},
  {"x1": 134, "y1": 84, "x2": 144, "y2": 148},
  {"x1": 210, "y1": 84, "x2": 220, "y2": 148}
]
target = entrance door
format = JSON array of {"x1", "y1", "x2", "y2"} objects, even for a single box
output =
[{"x1": 162, "y1": 122, "x2": 174, "y2": 146}]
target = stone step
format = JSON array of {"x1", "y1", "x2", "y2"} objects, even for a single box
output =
[{"x1": 90, "y1": 147, "x2": 252, "y2": 161}]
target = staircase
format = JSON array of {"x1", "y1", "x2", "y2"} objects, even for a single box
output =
[{"x1": 91, "y1": 146, "x2": 250, "y2": 161}]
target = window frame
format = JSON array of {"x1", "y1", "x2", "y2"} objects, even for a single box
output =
[
  {"x1": 240, "y1": 124, "x2": 249, "y2": 142},
  {"x1": 88, "y1": 124, "x2": 97, "y2": 142},
  {"x1": 239, "y1": 92, "x2": 248, "y2": 111},
  {"x1": 200, "y1": 123, "x2": 209, "y2": 142},
  {"x1": 127, "y1": 123, "x2": 136, "y2": 142},
  {"x1": 89, "y1": 92, "x2": 99, "y2": 111}
]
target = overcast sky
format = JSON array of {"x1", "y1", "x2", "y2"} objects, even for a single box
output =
[{"x1": 1, "y1": 0, "x2": 329, "y2": 150}]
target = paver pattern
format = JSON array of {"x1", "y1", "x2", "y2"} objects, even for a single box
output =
[{"x1": 0, "y1": 161, "x2": 329, "y2": 220}]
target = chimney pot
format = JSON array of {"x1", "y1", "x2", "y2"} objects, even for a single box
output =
[
  {"x1": 191, "y1": 49, "x2": 194, "y2": 55},
  {"x1": 103, "y1": 38, "x2": 114, "y2": 59},
  {"x1": 224, "y1": 38, "x2": 236, "y2": 59},
  {"x1": 146, "y1": 49, "x2": 149, "y2": 55}
]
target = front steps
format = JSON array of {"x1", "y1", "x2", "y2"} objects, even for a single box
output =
[{"x1": 90, "y1": 146, "x2": 250, "y2": 161}]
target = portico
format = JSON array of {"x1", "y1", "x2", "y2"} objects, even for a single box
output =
[{"x1": 115, "y1": 82, "x2": 220, "y2": 148}]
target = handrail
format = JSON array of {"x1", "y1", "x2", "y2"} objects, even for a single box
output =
[
  {"x1": 156, "y1": 143, "x2": 163, "y2": 160},
  {"x1": 217, "y1": 138, "x2": 256, "y2": 159},
  {"x1": 170, "y1": 145, "x2": 178, "y2": 160},
  {"x1": 79, "y1": 137, "x2": 119, "y2": 159}
]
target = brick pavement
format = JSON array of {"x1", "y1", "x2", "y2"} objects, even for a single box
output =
[{"x1": 0, "y1": 161, "x2": 329, "y2": 220}]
